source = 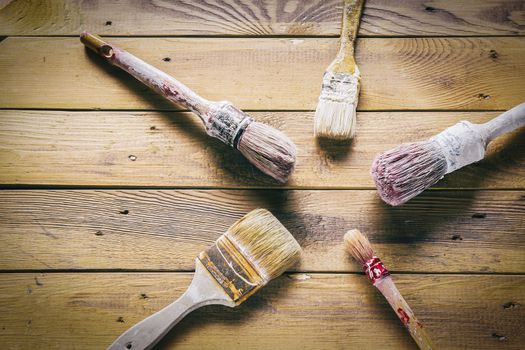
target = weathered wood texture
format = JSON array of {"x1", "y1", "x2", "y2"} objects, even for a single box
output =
[
  {"x1": 0, "y1": 190, "x2": 523, "y2": 273},
  {"x1": 1, "y1": 0, "x2": 525, "y2": 36},
  {"x1": 0, "y1": 273, "x2": 523, "y2": 349},
  {"x1": 1, "y1": 37, "x2": 524, "y2": 111},
  {"x1": 1, "y1": 110, "x2": 523, "y2": 188}
]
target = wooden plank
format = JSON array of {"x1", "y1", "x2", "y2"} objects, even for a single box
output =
[
  {"x1": 0, "y1": 273, "x2": 523, "y2": 349},
  {"x1": 0, "y1": 37, "x2": 524, "y2": 110},
  {"x1": 0, "y1": 110, "x2": 523, "y2": 187},
  {"x1": 1, "y1": 0, "x2": 524, "y2": 37},
  {"x1": 0, "y1": 190, "x2": 523, "y2": 273}
]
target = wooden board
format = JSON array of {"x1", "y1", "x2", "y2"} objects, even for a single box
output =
[
  {"x1": 1, "y1": 190, "x2": 523, "y2": 273},
  {"x1": 1, "y1": 0, "x2": 524, "y2": 37},
  {"x1": 0, "y1": 273, "x2": 523, "y2": 349},
  {"x1": 1, "y1": 37, "x2": 524, "y2": 110},
  {"x1": 0, "y1": 110, "x2": 523, "y2": 187}
]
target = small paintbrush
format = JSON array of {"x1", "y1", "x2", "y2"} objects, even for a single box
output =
[
  {"x1": 107, "y1": 209, "x2": 301, "y2": 350},
  {"x1": 80, "y1": 32, "x2": 296, "y2": 183},
  {"x1": 372, "y1": 102, "x2": 525, "y2": 205},
  {"x1": 344, "y1": 229, "x2": 436, "y2": 350},
  {"x1": 314, "y1": 0, "x2": 365, "y2": 140}
]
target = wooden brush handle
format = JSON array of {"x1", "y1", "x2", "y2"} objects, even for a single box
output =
[
  {"x1": 107, "y1": 261, "x2": 235, "y2": 350},
  {"x1": 481, "y1": 101, "x2": 525, "y2": 143},
  {"x1": 340, "y1": 0, "x2": 365, "y2": 52},
  {"x1": 80, "y1": 32, "x2": 211, "y2": 119},
  {"x1": 375, "y1": 276, "x2": 436, "y2": 350}
]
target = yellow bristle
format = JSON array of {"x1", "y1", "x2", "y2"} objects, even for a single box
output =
[{"x1": 226, "y1": 209, "x2": 301, "y2": 281}]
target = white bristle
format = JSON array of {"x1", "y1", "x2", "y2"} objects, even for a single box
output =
[
  {"x1": 237, "y1": 122, "x2": 297, "y2": 183},
  {"x1": 314, "y1": 100, "x2": 357, "y2": 139},
  {"x1": 314, "y1": 70, "x2": 360, "y2": 140},
  {"x1": 344, "y1": 229, "x2": 374, "y2": 265},
  {"x1": 225, "y1": 209, "x2": 301, "y2": 282},
  {"x1": 371, "y1": 141, "x2": 447, "y2": 206}
]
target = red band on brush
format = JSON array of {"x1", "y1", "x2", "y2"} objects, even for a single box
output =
[{"x1": 363, "y1": 256, "x2": 389, "y2": 285}]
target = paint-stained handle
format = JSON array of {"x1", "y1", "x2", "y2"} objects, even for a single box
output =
[
  {"x1": 340, "y1": 0, "x2": 365, "y2": 51},
  {"x1": 481, "y1": 101, "x2": 525, "y2": 143},
  {"x1": 80, "y1": 32, "x2": 211, "y2": 118},
  {"x1": 106, "y1": 261, "x2": 235, "y2": 350},
  {"x1": 375, "y1": 276, "x2": 436, "y2": 350}
]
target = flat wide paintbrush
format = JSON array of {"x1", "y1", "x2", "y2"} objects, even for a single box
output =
[
  {"x1": 80, "y1": 32, "x2": 296, "y2": 183},
  {"x1": 372, "y1": 101, "x2": 525, "y2": 205},
  {"x1": 344, "y1": 229, "x2": 436, "y2": 350},
  {"x1": 314, "y1": 0, "x2": 365, "y2": 140},
  {"x1": 107, "y1": 209, "x2": 301, "y2": 350}
]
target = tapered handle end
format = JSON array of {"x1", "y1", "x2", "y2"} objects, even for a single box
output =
[{"x1": 80, "y1": 31, "x2": 114, "y2": 58}]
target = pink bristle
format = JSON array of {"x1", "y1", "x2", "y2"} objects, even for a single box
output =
[{"x1": 371, "y1": 141, "x2": 447, "y2": 206}]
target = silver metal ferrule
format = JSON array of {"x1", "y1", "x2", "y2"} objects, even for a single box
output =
[{"x1": 204, "y1": 101, "x2": 253, "y2": 148}]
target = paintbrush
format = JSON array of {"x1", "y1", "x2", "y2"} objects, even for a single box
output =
[
  {"x1": 80, "y1": 32, "x2": 296, "y2": 183},
  {"x1": 372, "y1": 102, "x2": 525, "y2": 206},
  {"x1": 107, "y1": 209, "x2": 301, "y2": 350},
  {"x1": 314, "y1": 0, "x2": 365, "y2": 140},
  {"x1": 344, "y1": 229, "x2": 436, "y2": 350}
]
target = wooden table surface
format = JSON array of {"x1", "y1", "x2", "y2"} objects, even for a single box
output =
[{"x1": 1, "y1": 1, "x2": 524, "y2": 349}]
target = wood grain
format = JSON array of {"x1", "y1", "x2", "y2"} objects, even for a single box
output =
[
  {"x1": 1, "y1": 0, "x2": 524, "y2": 36},
  {"x1": 0, "y1": 190, "x2": 523, "y2": 273},
  {"x1": 0, "y1": 110, "x2": 523, "y2": 187},
  {"x1": 0, "y1": 273, "x2": 523, "y2": 349},
  {"x1": 1, "y1": 37, "x2": 524, "y2": 111}
]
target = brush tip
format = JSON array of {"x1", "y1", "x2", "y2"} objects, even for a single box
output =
[
  {"x1": 227, "y1": 209, "x2": 301, "y2": 281},
  {"x1": 344, "y1": 229, "x2": 374, "y2": 265},
  {"x1": 314, "y1": 70, "x2": 360, "y2": 140},
  {"x1": 371, "y1": 141, "x2": 447, "y2": 206},
  {"x1": 237, "y1": 122, "x2": 297, "y2": 183}
]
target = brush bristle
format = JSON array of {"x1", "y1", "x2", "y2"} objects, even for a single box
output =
[
  {"x1": 237, "y1": 122, "x2": 297, "y2": 183},
  {"x1": 371, "y1": 141, "x2": 447, "y2": 206},
  {"x1": 226, "y1": 208, "x2": 301, "y2": 281},
  {"x1": 344, "y1": 229, "x2": 374, "y2": 265},
  {"x1": 314, "y1": 70, "x2": 360, "y2": 140}
]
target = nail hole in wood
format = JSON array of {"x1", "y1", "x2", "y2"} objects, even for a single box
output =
[
  {"x1": 472, "y1": 213, "x2": 486, "y2": 219},
  {"x1": 451, "y1": 234, "x2": 462, "y2": 241},
  {"x1": 129, "y1": 155, "x2": 137, "y2": 161},
  {"x1": 477, "y1": 93, "x2": 491, "y2": 100},
  {"x1": 492, "y1": 333, "x2": 507, "y2": 341},
  {"x1": 503, "y1": 302, "x2": 520, "y2": 310},
  {"x1": 163, "y1": 57, "x2": 171, "y2": 62},
  {"x1": 119, "y1": 210, "x2": 129, "y2": 215},
  {"x1": 425, "y1": 6, "x2": 435, "y2": 12},
  {"x1": 105, "y1": 20, "x2": 112, "y2": 26}
]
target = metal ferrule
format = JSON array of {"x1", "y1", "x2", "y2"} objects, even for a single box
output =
[{"x1": 205, "y1": 102, "x2": 253, "y2": 148}]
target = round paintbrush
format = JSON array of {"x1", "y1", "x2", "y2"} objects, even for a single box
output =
[
  {"x1": 344, "y1": 229, "x2": 436, "y2": 350},
  {"x1": 80, "y1": 32, "x2": 296, "y2": 183},
  {"x1": 371, "y1": 101, "x2": 525, "y2": 205}
]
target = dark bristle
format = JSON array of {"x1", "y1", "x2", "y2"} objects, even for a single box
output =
[
  {"x1": 371, "y1": 141, "x2": 447, "y2": 206},
  {"x1": 237, "y1": 122, "x2": 297, "y2": 183}
]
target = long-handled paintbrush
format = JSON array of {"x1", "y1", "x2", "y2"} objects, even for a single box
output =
[
  {"x1": 314, "y1": 0, "x2": 365, "y2": 140},
  {"x1": 372, "y1": 102, "x2": 525, "y2": 206},
  {"x1": 344, "y1": 229, "x2": 436, "y2": 350},
  {"x1": 80, "y1": 32, "x2": 296, "y2": 183},
  {"x1": 107, "y1": 209, "x2": 301, "y2": 350}
]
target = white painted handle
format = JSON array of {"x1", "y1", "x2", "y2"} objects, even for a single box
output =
[
  {"x1": 107, "y1": 261, "x2": 235, "y2": 350},
  {"x1": 482, "y1": 101, "x2": 525, "y2": 143}
]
